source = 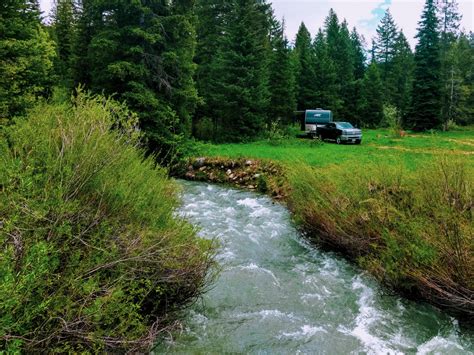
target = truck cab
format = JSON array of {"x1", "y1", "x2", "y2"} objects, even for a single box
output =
[{"x1": 317, "y1": 122, "x2": 362, "y2": 144}]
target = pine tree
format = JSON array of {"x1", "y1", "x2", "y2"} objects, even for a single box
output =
[
  {"x1": 347, "y1": 27, "x2": 366, "y2": 126},
  {"x1": 313, "y1": 29, "x2": 339, "y2": 111},
  {"x1": 0, "y1": 0, "x2": 56, "y2": 120},
  {"x1": 338, "y1": 20, "x2": 356, "y2": 119},
  {"x1": 216, "y1": 0, "x2": 271, "y2": 140},
  {"x1": 390, "y1": 31, "x2": 414, "y2": 119},
  {"x1": 370, "y1": 39, "x2": 376, "y2": 62},
  {"x1": 438, "y1": 0, "x2": 461, "y2": 43},
  {"x1": 51, "y1": 0, "x2": 76, "y2": 85},
  {"x1": 193, "y1": 0, "x2": 231, "y2": 139},
  {"x1": 73, "y1": 0, "x2": 198, "y2": 153},
  {"x1": 446, "y1": 32, "x2": 474, "y2": 125},
  {"x1": 162, "y1": 0, "x2": 199, "y2": 137},
  {"x1": 324, "y1": 11, "x2": 355, "y2": 119},
  {"x1": 350, "y1": 27, "x2": 366, "y2": 80},
  {"x1": 359, "y1": 62, "x2": 384, "y2": 127},
  {"x1": 72, "y1": 0, "x2": 93, "y2": 89},
  {"x1": 408, "y1": 0, "x2": 442, "y2": 131},
  {"x1": 268, "y1": 19, "x2": 296, "y2": 125},
  {"x1": 373, "y1": 9, "x2": 398, "y2": 84},
  {"x1": 438, "y1": 0, "x2": 462, "y2": 127},
  {"x1": 293, "y1": 22, "x2": 317, "y2": 111},
  {"x1": 324, "y1": 8, "x2": 340, "y2": 57}
]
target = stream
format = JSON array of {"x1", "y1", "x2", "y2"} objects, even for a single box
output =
[{"x1": 156, "y1": 181, "x2": 473, "y2": 354}]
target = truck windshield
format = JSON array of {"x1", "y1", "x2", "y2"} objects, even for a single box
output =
[{"x1": 336, "y1": 122, "x2": 353, "y2": 129}]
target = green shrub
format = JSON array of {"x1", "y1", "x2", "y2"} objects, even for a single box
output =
[
  {"x1": 0, "y1": 93, "x2": 215, "y2": 352},
  {"x1": 264, "y1": 119, "x2": 287, "y2": 146},
  {"x1": 380, "y1": 104, "x2": 404, "y2": 137}
]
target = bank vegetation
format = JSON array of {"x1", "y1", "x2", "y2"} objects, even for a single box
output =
[{"x1": 0, "y1": 93, "x2": 215, "y2": 352}]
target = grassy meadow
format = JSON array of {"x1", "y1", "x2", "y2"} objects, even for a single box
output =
[{"x1": 202, "y1": 127, "x2": 474, "y2": 170}]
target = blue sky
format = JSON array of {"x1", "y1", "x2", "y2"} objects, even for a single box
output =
[{"x1": 39, "y1": 0, "x2": 473, "y2": 49}]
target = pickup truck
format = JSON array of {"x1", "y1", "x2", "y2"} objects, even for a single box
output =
[{"x1": 317, "y1": 122, "x2": 362, "y2": 144}]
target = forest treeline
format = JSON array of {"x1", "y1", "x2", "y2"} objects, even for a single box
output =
[{"x1": 1, "y1": 0, "x2": 473, "y2": 149}]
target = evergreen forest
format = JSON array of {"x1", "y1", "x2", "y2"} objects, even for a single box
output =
[{"x1": 2, "y1": 0, "x2": 473, "y2": 150}]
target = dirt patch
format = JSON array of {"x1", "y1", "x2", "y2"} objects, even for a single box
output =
[
  {"x1": 446, "y1": 138, "x2": 474, "y2": 147},
  {"x1": 375, "y1": 145, "x2": 474, "y2": 155}
]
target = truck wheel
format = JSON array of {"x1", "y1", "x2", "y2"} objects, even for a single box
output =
[
  {"x1": 356, "y1": 140, "x2": 361, "y2": 145},
  {"x1": 336, "y1": 137, "x2": 342, "y2": 144}
]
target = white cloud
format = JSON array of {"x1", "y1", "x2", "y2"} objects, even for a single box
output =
[{"x1": 39, "y1": 0, "x2": 53, "y2": 18}]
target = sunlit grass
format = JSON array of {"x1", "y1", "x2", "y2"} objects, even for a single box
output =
[{"x1": 202, "y1": 127, "x2": 474, "y2": 171}]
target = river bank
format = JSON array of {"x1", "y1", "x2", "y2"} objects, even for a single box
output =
[{"x1": 175, "y1": 156, "x2": 474, "y2": 322}]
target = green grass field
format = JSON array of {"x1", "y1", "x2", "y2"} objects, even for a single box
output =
[{"x1": 201, "y1": 127, "x2": 474, "y2": 170}]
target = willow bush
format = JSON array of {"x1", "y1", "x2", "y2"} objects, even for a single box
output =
[
  {"x1": 286, "y1": 159, "x2": 473, "y2": 319},
  {"x1": 0, "y1": 93, "x2": 215, "y2": 352}
]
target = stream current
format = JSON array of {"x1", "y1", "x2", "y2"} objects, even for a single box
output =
[{"x1": 157, "y1": 181, "x2": 473, "y2": 354}]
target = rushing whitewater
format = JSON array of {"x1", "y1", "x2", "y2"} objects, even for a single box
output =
[{"x1": 156, "y1": 181, "x2": 473, "y2": 353}]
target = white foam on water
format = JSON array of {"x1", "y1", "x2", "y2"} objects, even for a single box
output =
[
  {"x1": 218, "y1": 247, "x2": 236, "y2": 261},
  {"x1": 236, "y1": 263, "x2": 281, "y2": 287},
  {"x1": 320, "y1": 258, "x2": 340, "y2": 278},
  {"x1": 223, "y1": 206, "x2": 236, "y2": 214},
  {"x1": 302, "y1": 277, "x2": 332, "y2": 297},
  {"x1": 270, "y1": 229, "x2": 280, "y2": 238},
  {"x1": 250, "y1": 206, "x2": 272, "y2": 218},
  {"x1": 178, "y1": 210, "x2": 199, "y2": 218},
  {"x1": 233, "y1": 309, "x2": 301, "y2": 322},
  {"x1": 300, "y1": 293, "x2": 323, "y2": 302},
  {"x1": 237, "y1": 197, "x2": 262, "y2": 209},
  {"x1": 396, "y1": 299, "x2": 406, "y2": 313},
  {"x1": 390, "y1": 330, "x2": 417, "y2": 350},
  {"x1": 416, "y1": 335, "x2": 467, "y2": 355},
  {"x1": 259, "y1": 309, "x2": 288, "y2": 319},
  {"x1": 189, "y1": 310, "x2": 209, "y2": 325},
  {"x1": 347, "y1": 276, "x2": 402, "y2": 355},
  {"x1": 279, "y1": 325, "x2": 327, "y2": 340},
  {"x1": 248, "y1": 233, "x2": 260, "y2": 245}
]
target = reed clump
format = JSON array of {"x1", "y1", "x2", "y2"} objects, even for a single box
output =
[{"x1": 286, "y1": 159, "x2": 473, "y2": 319}]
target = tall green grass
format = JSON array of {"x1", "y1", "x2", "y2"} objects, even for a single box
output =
[
  {"x1": 0, "y1": 93, "x2": 215, "y2": 352},
  {"x1": 286, "y1": 159, "x2": 473, "y2": 318}
]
